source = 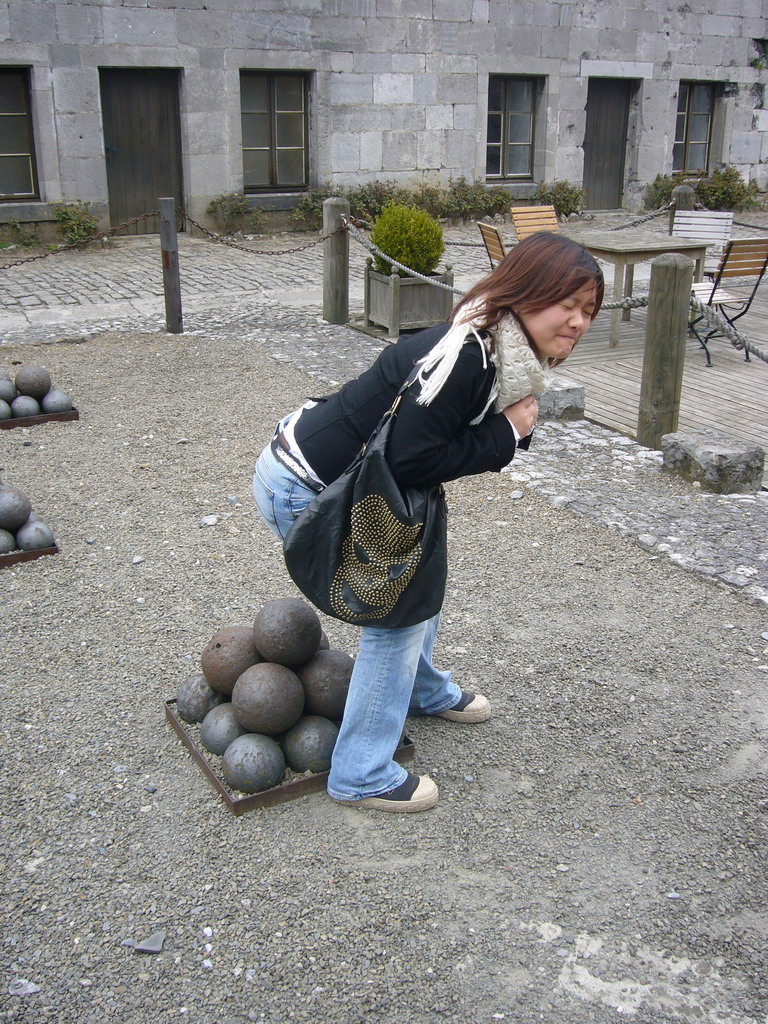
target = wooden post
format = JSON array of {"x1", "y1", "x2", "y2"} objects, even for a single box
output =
[
  {"x1": 669, "y1": 183, "x2": 695, "y2": 232},
  {"x1": 323, "y1": 197, "x2": 349, "y2": 324},
  {"x1": 387, "y1": 272, "x2": 401, "y2": 340},
  {"x1": 637, "y1": 253, "x2": 694, "y2": 449},
  {"x1": 159, "y1": 197, "x2": 182, "y2": 334}
]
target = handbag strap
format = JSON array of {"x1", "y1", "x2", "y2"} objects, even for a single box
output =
[{"x1": 360, "y1": 363, "x2": 422, "y2": 457}]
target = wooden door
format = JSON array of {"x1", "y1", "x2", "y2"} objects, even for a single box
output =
[
  {"x1": 99, "y1": 69, "x2": 183, "y2": 234},
  {"x1": 583, "y1": 78, "x2": 633, "y2": 210}
]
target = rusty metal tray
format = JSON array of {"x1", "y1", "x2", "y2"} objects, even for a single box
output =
[
  {"x1": 1, "y1": 408, "x2": 79, "y2": 430},
  {"x1": 0, "y1": 544, "x2": 59, "y2": 568},
  {"x1": 164, "y1": 699, "x2": 415, "y2": 816}
]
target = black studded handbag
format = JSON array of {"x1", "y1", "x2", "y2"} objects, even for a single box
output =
[{"x1": 282, "y1": 371, "x2": 448, "y2": 629}]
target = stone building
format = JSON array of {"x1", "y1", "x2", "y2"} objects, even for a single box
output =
[{"x1": 2, "y1": 0, "x2": 766, "y2": 234}]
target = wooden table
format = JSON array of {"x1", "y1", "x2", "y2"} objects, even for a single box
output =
[{"x1": 577, "y1": 232, "x2": 708, "y2": 347}]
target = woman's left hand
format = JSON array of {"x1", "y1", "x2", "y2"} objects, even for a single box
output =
[{"x1": 502, "y1": 395, "x2": 539, "y2": 437}]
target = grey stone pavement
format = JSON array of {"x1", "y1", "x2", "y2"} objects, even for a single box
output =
[{"x1": 1, "y1": 216, "x2": 767, "y2": 609}]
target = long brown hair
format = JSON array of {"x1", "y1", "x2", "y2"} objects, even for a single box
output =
[{"x1": 454, "y1": 232, "x2": 604, "y2": 358}]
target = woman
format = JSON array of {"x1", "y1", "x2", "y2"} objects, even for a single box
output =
[{"x1": 253, "y1": 232, "x2": 604, "y2": 813}]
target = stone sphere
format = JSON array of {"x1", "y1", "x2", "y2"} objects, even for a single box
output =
[
  {"x1": 15, "y1": 364, "x2": 51, "y2": 399},
  {"x1": 281, "y1": 716, "x2": 339, "y2": 773},
  {"x1": 175, "y1": 672, "x2": 226, "y2": 724},
  {"x1": 297, "y1": 648, "x2": 354, "y2": 720},
  {"x1": 253, "y1": 597, "x2": 322, "y2": 668},
  {"x1": 41, "y1": 389, "x2": 73, "y2": 413},
  {"x1": 0, "y1": 377, "x2": 16, "y2": 403},
  {"x1": 0, "y1": 528, "x2": 16, "y2": 554},
  {"x1": 222, "y1": 733, "x2": 285, "y2": 794},
  {"x1": 318, "y1": 629, "x2": 330, "y2": 651},
  {"x1": 0, "y1": 486, "x2": 32, "y2": 532},
  {"x1": 16, "y1": 520, "x2": 55, "y2": 551},
  {"x1": 200, "y1": 703, "x2": 248, "y2": 756},
  {"x1": 201, "y1": 624, "x2": 262, "y2": 695},
  {"x1": 11, "y1": 395, "x2": 40, "y2": 418},
  {"x1": 0, "y1": 399, "x2": 11, "y2": 420},
  {"x1": 232, "y1": 662, "x2": 304, "y2": 735}
]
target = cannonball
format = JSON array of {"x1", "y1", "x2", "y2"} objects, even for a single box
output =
[
  {"x1": 11, "y1": 395, "x2": 40, "y2": 418},
  {"x1": 222, "y1": 733, "x2": 285, "y2": 794},
  {"x1": 318, "y1": 630, "x2": 330, "y2": 651},
  {"x1": 15, "y1": 364, "x2": 51, "y2": 399},
  {"x1": 253, "y1": 597, "x2": 322, "y2": 668},
  {"x1": 232, "y1": 662, "x2": 304, "y2": 735},
  {"x1": 0, "y1": 377, "x2": 16, "y2": 404},
  {"x1": 200, "y1": 703, "x2": 248, "y2": 756},
  {"x1": 281, "y1": 716, "x2": 339, "y2": 773},
  {"x1": 0, "y1": 399, "x2": 11, "y2": 420},
  {"x1": 0, "y1": 528, "x2": 16, "y2": 554},
  {"x1": 0, "y1": 486, "x2": 32, "y2": 532},
  {"x1": 296, "y1": 648, "x2": 354, "y2": 720},
  {"x1": 201, "y1": 624, "x2": 262, "y2": 695},
  {"x1": 16, "y1": 520, "x2": 55, "y2": 551},
  {"x1": 41, "y1": 389, "x2": 73, "y2": 413},
  {"x1": 175, "y1": 672, "x2": 226, "y2": 724}
]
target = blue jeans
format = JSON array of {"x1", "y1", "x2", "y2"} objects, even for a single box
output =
[{"x1": 252, "y1": 442, "x2": 462, "y2": 801}]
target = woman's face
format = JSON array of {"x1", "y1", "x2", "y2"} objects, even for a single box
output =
[{"x1": 519, "y1": 284, "x2": 598, "y2": 361}]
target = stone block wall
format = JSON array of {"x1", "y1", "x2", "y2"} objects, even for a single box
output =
[{"x1": 1, "y1": 0, "x2": 766, "y2": 228}]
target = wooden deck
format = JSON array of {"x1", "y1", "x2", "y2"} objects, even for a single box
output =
[{"x1": 551, "y1": 291, "x2": 768, "y2": 463}]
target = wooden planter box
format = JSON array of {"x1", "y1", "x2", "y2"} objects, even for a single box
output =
[{"x1": 363, "y1": 259, "x2": 454, "y2": 339}]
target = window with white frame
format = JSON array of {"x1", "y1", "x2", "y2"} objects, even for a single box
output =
[
  {"x1": 0, "y1": 68, "x2": 38, "y2": 200},
  {"x1": 240, "y1": 71, "x2": 308, "y2": 191},
  {"x1": 486, "y1": 75, "x2": 540, "y2": 180},
  {"x1": 673, "y1": 82, "x2": 715, "y2": 174}
]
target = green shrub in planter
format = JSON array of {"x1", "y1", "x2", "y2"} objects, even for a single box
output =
[{"x1": 370, "y1": 203, "x2": 444, "y2": 277}]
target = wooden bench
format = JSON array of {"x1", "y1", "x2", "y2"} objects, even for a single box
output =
[
  {"x1": 672, "y1": 209, "x2": 733, "y2": 277},
  {"x1": 510, "y1": 205, "x2": 559, "y2": 242},
  {"x1": 689, "y1": 236, "x2": 768, "y2": 365},
  {"x1": 477, "y1": 221, "x2": 507, "y2": 268}
]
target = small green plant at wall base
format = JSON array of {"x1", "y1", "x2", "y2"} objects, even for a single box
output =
[
  {"x1": 207, "y1": 193, "x2": 265, "y2": 235},
  {"x1": 644, "y1": 173, "x2": 679, "y2": 209},
  {"x1": 291, "y1": 179, "x2": 513, "y2": 230},
  {"x1": 532, "y1": 180, "x2": 585, "y2": 218},
  {"x1": 695, "y1": 166, "x2": 759, "y2": 210},
  {"x1": 52, "y1": 202, "x2": 99, "y2": 247},
  {"x1": 346, "y1": 180, "x2": 409, "y2": 220},
  {"x1": 370, "y1": 203, "x2": 444, "y2": 277},
  {"x1": 7, "y1": 219, "x2": 39, "y2": 248},
  {"x1": 289, "y1": 186, "x2": 338, "y2": 229}
]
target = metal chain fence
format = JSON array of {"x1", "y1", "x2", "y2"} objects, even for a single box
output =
[
  {"x1": 2, "y1": 199, "x2": 765, "y2": 364},
  {"x1": 0, "y1": 210, "x2": 160, "y2": 271},
  {"x1": 177, "y1": 208, "x2": 344, "y2": 255}
]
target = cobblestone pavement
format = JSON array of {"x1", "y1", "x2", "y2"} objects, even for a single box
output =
[{"x1": 1, "y1": 214, "x2": 766, "y2": 608}]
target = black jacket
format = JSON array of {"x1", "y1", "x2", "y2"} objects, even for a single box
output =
[{"x1": 293, "y1": 322, "x2": 530, "y2": 488}]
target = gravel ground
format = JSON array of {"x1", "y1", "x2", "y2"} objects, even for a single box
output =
[{"x1": 1, "y1": 295, "x2": 768, "y2": 1023}]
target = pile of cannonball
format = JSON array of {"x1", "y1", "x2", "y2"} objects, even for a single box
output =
[
  {"x1": 0, "y1": 364, "x2": 74, "y2": 420},
  {"x1": 0, "y1": 480, "x2": 56, "y2": 554},
  {"x1": 175, "y1": 597, "x2": 354, "y2": 795}
]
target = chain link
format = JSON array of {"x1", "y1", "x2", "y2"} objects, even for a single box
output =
[
  {"x1": 605, "y1": 205, "x2": 673, "y2": 231},
  {"x1": 732, "y1": 219, "x2": 768, "y2": 233},
  {"x1": 177, "y1": 207, "x2": 345, "y2": 255},
  {"x1": 0, "y1": 210, "x2": 160, "y2": 271}
]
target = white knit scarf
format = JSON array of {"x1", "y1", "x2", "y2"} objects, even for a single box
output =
[{"x1": 415, "y1": 301, "x2": 551, "y2": 424}]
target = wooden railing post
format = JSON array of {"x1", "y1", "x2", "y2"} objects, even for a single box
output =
[
  {"x1": 323, "y1": 197, "x2": 349, "y2": 325},
  {"x1": 159, "y1": 197, "x2": 182, "y2": 334},
  {"x1": 637, "y1": 253, "x2": 694, "y2": 449},
  {"x1": 669, "y1": 183, "x2": 695, "y2": 232}
]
